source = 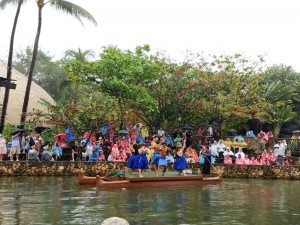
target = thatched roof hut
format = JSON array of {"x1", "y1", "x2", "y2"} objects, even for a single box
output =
[{"x1": 0, "y1": 60, "x2": 55, "y2": 126}]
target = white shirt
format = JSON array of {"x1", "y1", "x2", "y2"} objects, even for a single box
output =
[
  {"x1": 235, "y1": 150, "x2": 245, "y2": 159},
  {"x1": 157, "y1": 129, "x2": 165, "y2": 137},
  {"x1": 210, "y1": 144, "x2": 219, "y2": 157},
  {"x1": 277, "y1": 143, "x2": 287, "y2": 156},
  {"x1": 217, "y1": 143, "x2": 226, "y2": 153},
  {"x1": 223, "y1": 150, "x2": 234, "y2": 156}
]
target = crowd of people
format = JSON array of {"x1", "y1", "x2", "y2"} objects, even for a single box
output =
[{"x1": 0, "y1": 125, "x2": 295, "y2": 170}]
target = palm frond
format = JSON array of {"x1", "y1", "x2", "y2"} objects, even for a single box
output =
[
  {"x1": 265, "y1": 82, "x2": 293, "y2": 104},
  {"x1": 49, "y1": 0, "x2": 97, "y2": 26},
  {"x1": 0, "y1": 0, "x2": 24, "y2": 9}
]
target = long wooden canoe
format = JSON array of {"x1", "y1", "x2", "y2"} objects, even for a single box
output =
[{"x1": 95, "y1": 174, "x2": 222, "y2": 189}]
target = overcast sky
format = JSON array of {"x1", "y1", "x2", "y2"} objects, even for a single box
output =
[{"x1": 1, "y1": 0, "x2": 300, "y2": 71}]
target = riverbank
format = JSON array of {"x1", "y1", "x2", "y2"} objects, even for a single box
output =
[{"x1": 1, "y1": 161, "x2": 300, "y2": 179}]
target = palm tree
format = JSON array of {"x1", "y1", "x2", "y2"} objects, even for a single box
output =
[
  {"x1": 0, "y1": 0, "x2": 27, "y2": 133},
  {"x1": 20, "y1": 0, "x2": 97, "y2": 126},
  {"x1": 64, "y1": 48, "x2": 95, "y2": 62}
]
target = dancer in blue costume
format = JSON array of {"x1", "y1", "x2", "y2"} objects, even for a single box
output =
[
  {"x1": 127, "y1": 143, "x2": 139, "y2": 173},
  {"x1": 135, "y1": 143, "x2": 149, "y2": 177},
  {"x1": 174, "y1": 139, "x2": 187, "y2": 176}
]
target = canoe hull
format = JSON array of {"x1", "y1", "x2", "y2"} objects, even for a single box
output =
[
  {"x1": 95, "y1": 175, "x2": 222, "y2": 189},
  {"x1": 77, "y1": 170, "x2": 97, "y2": 184}
]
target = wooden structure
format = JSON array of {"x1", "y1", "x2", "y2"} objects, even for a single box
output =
[{"x1": 77, "y1": 170, "x2": 222, "y2": 189}]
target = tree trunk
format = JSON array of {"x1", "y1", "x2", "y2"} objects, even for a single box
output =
[
  {"x1": 20, "y1": 5, "x2": 43, "y2": 126},
  {"x1": 0, "y1": 1, "x2": 22, "y2": 133}
]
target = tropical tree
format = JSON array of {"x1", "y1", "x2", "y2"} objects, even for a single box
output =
[
  {"x1": 183, "y1": 53, "x2": 270, "y2": 137},
  {"x1": 0, "y1": 0, "x2": 27, "y2": 133},
  {"x1": 64, "y1": 48, "x2": 95, "y2": 62},
  {"x1": 13, "y1": 46, "x2": 66, "y2": 100},
  {"x1": 65, "y1": 45, "x2": 160, "y2": 127},
  {"x1": 20, "y1": 0, "x2": 97, "y2": 126},
  {"x1": 261, "y1": 65, "x2": 299, "y2": 137}
]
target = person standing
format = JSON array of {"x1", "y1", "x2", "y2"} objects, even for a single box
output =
[
  {"x1": 158, "y1": 142, "x2": 169, "y2": 176},
  {"x1": 127, "y1": 144, "x2": 139, "y2": 173},
  {"x1": 135, "y1": 144, "x2": 149, "y2": 177},
  {"x1": 150, "y1": 144, "x2": 161, "y2": 177},
  {"x1": 174, "y1": 140, "x2": 187, "y2": 176},
  {"x1": 0, "y1": 134, "x2": 7, "y2": 161},
  {"x1": 10, "y1": 132, "x2": 21, "y2": 161},
  {"x1": 201, "y1": 147, "x2": 212, "y2": 176}
]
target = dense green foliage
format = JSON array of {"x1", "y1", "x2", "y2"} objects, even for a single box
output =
[{"x1": 7, "y1": 45, "x2": 300, "y2": 138}]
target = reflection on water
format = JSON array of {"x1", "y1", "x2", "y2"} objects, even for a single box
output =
[{"x1": 0, "y1": 176, "x2": 300, "y2": 225}]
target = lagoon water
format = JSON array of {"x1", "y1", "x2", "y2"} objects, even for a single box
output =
[{"x1": 0, "y1": 176, "x2": 300, "y2": 225}]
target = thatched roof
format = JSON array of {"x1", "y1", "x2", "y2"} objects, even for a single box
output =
[{"x1": 0, "y1": 60, "x2": 55, "y2": 126}]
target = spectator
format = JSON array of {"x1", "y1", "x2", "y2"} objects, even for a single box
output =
[
  {"x1": 89, "y1": 149, "x2": 99, "y2": 162},
  {"x1": 71, "y1": 141, "x2": 79, "y2": 162},
  {"x1": 235, "y1": 148, "x2": 245, "y2": 159},
  {"x1": 25, "y1": 133, "x2": 35, "y2": 161},
  {"x1": 267, "y1": 150, "x2": 276, "y2": 165},
  {"x1": 249, "y1": 156, "x2": 256, "y2": 165},
  {"x1": 165, "y1": 133, "x2": 174, "y2": 147},
  {"x1": 243, "y1": 155, "x2": 250, "y2": 165},
  {"x1": 0, "y1": 134, "x2": 7, "y2": 161},
  {"x1": 157, "y1": 128, "x2": 165, "y2": 139},
  {"x1": 278, "y1": 140, "x2": 287, "y2": 157},
  {"x1": 210, "y1": 141, "x2": 219, "y2": 158},
  {"x1": 174, "y1": 134, "x2": 183, "y2": 148},
  {"x1": 223, "y1": 147, "x2": 234, "y2": 157},
  {"x1": 216, "y1": 140, "x2": 226, "y2": 158},
  {"x1": 41, "y1": 149, "x2": 54, "y2": 161},
  {"x1": 53, "y1": 143, "x2": 62, "y2": 161},
  {"x1": 166, "y1": 151, "x2": 175, "y2": 163},
  {"x1": 28, "y1": 145, "x2": 40, "y2": 161},
  {"x1": 255, "y1": 155, "x2": 263, "y2": 165},
  {"x1": 223, "y1": 154, "x2": 232, "y2": 164},
  {"x1": 10, "y1": 132, "x2": 21, "y2": 161},
  {"x1": 275, "y1": 155, "x2": 284, "y2": 165},
  {"x1": 98, "y1": 150, "x2": 106, "y2": 161},
  {"x1": 35, "y1": 133, "x2": 44, "y2": 153},
  {"x1": 235, "y1": 154, "x2": 244, "y2": 164}
]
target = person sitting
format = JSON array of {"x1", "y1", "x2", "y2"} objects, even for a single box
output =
[
  {"x1": 98, "y1": 150, "x2": 106, "y2": 161},
  {"x1": 223, "y1": 154, "x2": 232, "y2": 164},
  {"x1": 275, "y1": 155, "x2": 284, "y2": 165},
  {"x1": 41, "y1": 148, "x2": 54, "y2": 161},
  {"x1": 28, "y1": 145, "x2": 40, "y2": 161},
  {"x1": 185, "y1": 152, "x2": 194, "y2": 163},
  {"x1": 223, "y1": 147, "x2": 234, "y2": 157},
  {"x1": 53, "y1": 143, "x2": 62, "y2": 161},
  {"x1": 267, "y1": 150, "x2": 276, "y2": 165},
  {"x1": 216, "y1": 140, "x2": 226, "y2": 158},
  {"x1": 283, "y1": 158, "x2": 290, "y2": 166},
  {"x1": 255, "y1": 155, "x2": 263, "y2": 165},
  {"x1": 88, "y1": 149, "x2": 99, "y2": 162},
  {"x1": 118, "y1": 150, "x2": 127, "y2": 162},
  {"x1": 249, "y1": 156, "x2": 256, "y2": 165},
  {"x1": 243, "y1": 155, "x2": 250, "y2": 165},
  {"x1": 235, "y1": 154, "x2": 244, "y2": 165},
  {"x1": 166, "y1": 151, "x2": 175, "y2": 163},
  {"x1": 235, "y1": 148, "x2": 245, "y2": 159},
  {"x1": 210, "y1": 141, "x2": 219, "y2": 158},
  {"x1": 261, "y1": 149, "x2": 268, "y2": 162}
]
